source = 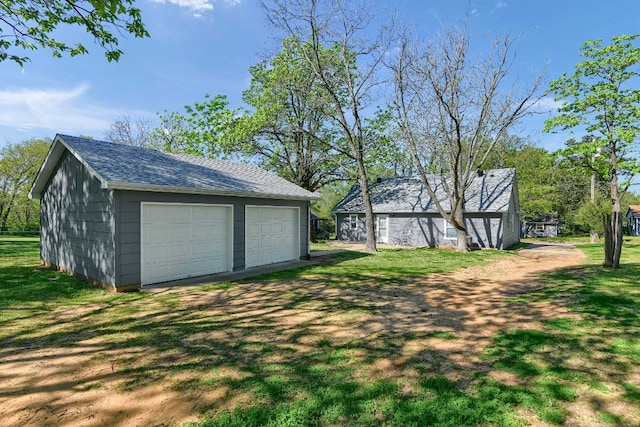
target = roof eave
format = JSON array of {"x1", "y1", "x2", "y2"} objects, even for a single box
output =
[
  {"x1": 107, "y1": 181, "x2": 321, "y2": 201},
  {"x1": 29, "y1": 135, "x2": 110, "y2": 200}
]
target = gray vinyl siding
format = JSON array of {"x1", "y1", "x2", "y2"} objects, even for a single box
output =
[
  {"x1": 336, "y1": 211, "x2": 518, "y2": 249},
  {"x1": 114, "y1": 191, "x2": 309, "y2": 287},
  {"x1": 500, "y1": 196, "x2": 521, "y2": 248},
  {"x1": 387, "y1": 214, "x2": 444, "y2": 247},
  {"x1": 466, "y1": 214, "x2": 504, "y2": 248},
  {"x1": 337, "y1": 213, "x2": 446, "y2": 246},
  {"x1": 40, "y1": 151, "x2": 116, "y2": 285},
  {"x1": 335, "y1": 213, "x2": 367, "y2": 242},
  {"x1": 390, "y1": 213, "x2": 505, "y2": 248}
]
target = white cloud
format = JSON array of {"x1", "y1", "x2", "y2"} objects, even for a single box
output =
[
  {"x1": 150, "y1": 0, "x2": 240, "y2": 16},
  {"x1": 0, "y1": 84, "x2": 125, "y2": 136},
  {"x1": 532, "y1": 96, "x2": 564, "y2": 112}
]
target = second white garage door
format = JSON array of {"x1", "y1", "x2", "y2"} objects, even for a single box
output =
[
  {"x1": 245, "y1": 206, "x2": 299, "y2": 268},
  {"x1": 141, "y1": 203, "x2": 232, "y2": 285}
]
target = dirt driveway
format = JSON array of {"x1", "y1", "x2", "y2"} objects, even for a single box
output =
[{"x1": 0, "y1": 243, "x2": 587, "y2": 426}]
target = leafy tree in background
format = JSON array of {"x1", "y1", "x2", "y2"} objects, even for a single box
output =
[
  {"x1": 553, "y1": 135, "x2": 608, "y2": 240},
  {"x1": 4, "y1": 190, "x2": 40, "y2": 230},
  {"x1": 545, "y1": 34, "x2": 640, "y2": 268},
  {"x1": 262, "y1": 0, "x2": 396, "y2": 252},
  {"x1": 234, "y1": 38, "x2": 344, "y2": 192},
  {"x1": 390, "y1": 26, "x2": 544, "y2": 251},
  {"x1": 362, "y1": 107, "x2": 416, "y2": 179},
  {"x1": 484, "y1": 136, "x2": 562, "y2": 217},
  {"x1": 0, "y1": 138, "x2": 49, "y2": 231},
  {"x1": 0, "y1": 0, "x2": 148, "y2": 66},
  {"x1": 151, "y1": 94, "x2": 239, "y2": 158}
]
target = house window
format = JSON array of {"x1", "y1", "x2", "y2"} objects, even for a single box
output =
[
  {"x1": 349, "y1": 214, "x2": 358, "y2": 229},
  {"x1": 535, "y1": 224, "x2": 544, "y2": 232},
  {"x1": 444, "y1": 220, "x2": 456, "y2": 239}
]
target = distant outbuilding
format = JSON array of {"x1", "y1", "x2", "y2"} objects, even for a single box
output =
[{"x1": 522, "y1": 214, "x2": 560, "y2": 238}]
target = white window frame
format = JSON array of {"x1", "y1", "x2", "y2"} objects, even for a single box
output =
[
  {"x1": 444, "y1": 219, "x2": 457, "y2": 239},
  {"x1": 349, "y1": 214, "x2": 358, "y2": 229}
]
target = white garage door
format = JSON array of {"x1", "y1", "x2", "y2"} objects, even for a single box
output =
[
  {"x1": 141, "y1": 203, "x2": 232, "y2": 285},
  {"x1": 246, "y1": 206, "x2": 299, "y2": 268}
]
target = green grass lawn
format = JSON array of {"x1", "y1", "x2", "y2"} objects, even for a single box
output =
[
  {"x1": 263, "y1": 244, "x2": 510, "y2": 285},
  {"x1": 1, "y1": 236, "x2": 639, "y2": 426},
  {"x1": 0, "y1": 236, "x2": 147, "y2": 322},
  {"x1": 522, "y1": 235, "x2": 640, "y2": 245}
]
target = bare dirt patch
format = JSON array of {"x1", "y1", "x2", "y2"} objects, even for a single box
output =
[{"x1": 0, "y1": 243, "x2": 597, "y2": 426}]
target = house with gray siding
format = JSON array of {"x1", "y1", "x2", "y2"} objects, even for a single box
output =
[
  {"x1": 627, "y1": 205, "x2": 640, "y2": 236},
  {"x1": 522, "y1": 214, "x2": 560, "y2": 238},
  {"x1": 29, "y1": 135, "x2": 319, "y2": 291},
  {"x1": 332, "y1": 169, "x2": 521, "y2": 249}
]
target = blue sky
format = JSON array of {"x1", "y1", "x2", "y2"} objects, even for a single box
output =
[{"x1": 1, "y1": 0, "x2": 639, "y2": 151}]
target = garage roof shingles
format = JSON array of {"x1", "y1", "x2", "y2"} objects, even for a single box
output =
[{"x1": 33, "y1": 135, "x2": 319, "y2": 201}]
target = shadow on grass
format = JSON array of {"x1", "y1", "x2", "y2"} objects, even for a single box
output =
[
  {"x1": 0, "y1": 265, "x2": 100, "y2": 308},
  {"x1": 0, "y1": 245, "x2": 532, "y2": 426},
  {"x1": 0, "y1": 238, "x2": 109, "y2": 309},
  {"x1": 249, "y1": 250, "x2": 372, "y2": 281},
  {"x1": 480, "y1": 248, "x2": 640, "y2": 424},
  {"x1": 0, "y1": 239, "x2": 40, "y2": 257},
  {"x1": 3, "y1": 241, "x2": 640, "y2": 426},
  {"x1": 252, "y1": 247, "x2": 509, "y2": 287}
]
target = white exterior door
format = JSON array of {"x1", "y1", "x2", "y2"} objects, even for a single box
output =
[
  {"x1": 246, "y1": 206, "x2": 299, "y2": 268},
  {"x1": 376, "y1": 215, "x2": 389, "y2": 243},
  {"x1": 141, "y1": 203, "x2": 232, "y2": 285}
]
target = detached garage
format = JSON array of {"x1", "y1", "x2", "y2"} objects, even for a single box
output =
[{"x1": 29, "y1": 135, "x2": 319, "y2": 291}]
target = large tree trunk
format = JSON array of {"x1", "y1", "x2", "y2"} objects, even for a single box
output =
[
  {"x1": 456, "y1": 227, "x2": 470, "y2": 252},
  {"x1": 355, "y1": 156, "x2": 377, "y2": 252},
  {"x1": 603, "y1": 213, "x2": 613, "y2": 267},
  {"x1": 603, "y1": 154, "x2": 623, "y2": 269},
  {"x1": 613, "y1": 210, "x2": 623, "y2": 267},
  {"x1": 452, "y1": 202, "x2": 470, "y2": 252},
  {"x1": 603, "y1": 210, "x2": 623, "y2": 268}
]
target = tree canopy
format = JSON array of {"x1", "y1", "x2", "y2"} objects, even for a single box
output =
[
  {"x1": 261, "y1": 0, "x2": 395, "y2": 251},
  {"x1": 545, "y1": 34, "x2": 640, "y2": 267},
  {"x1": 0, "y1": 0, "x2": 149, "y2": 66},
  {"x1": 389, "y1": 25, "x2": 544, "y2": 251},
  {"x1": 233, "y1": 37, "x2": 345, "y2": 192},
  {"x1": 150, "y1": 94, "x2": 239, "y2": 158},
  {"x1": 0, "y1": 138, "x2": 49, "y2": 231}
]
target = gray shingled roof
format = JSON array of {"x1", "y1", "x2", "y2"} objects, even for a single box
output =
[
  {"x1": 332, "y1": 169, "x2": 517, "y2": 213},
  {"x1": 30, "y1": 134, "x2": 319, "y2": 201}
]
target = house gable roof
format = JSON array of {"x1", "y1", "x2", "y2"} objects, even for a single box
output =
[
  {"x1": 332, "y1": 168, "x2": 517, "y2": 214},
  {"x1": 524, "y1": 213, "x2": 559, "y2": 224},
  {"x1": 29, "y1": 134, "x2": 320, "y2": 201},
  {"x1": 628, "y1": 205, "x2": 640, "y2": 218}
]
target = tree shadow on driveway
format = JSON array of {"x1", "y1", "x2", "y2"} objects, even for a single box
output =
[{"x1": 2, "y1": 244, "x2": 639, "y2": 426}]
